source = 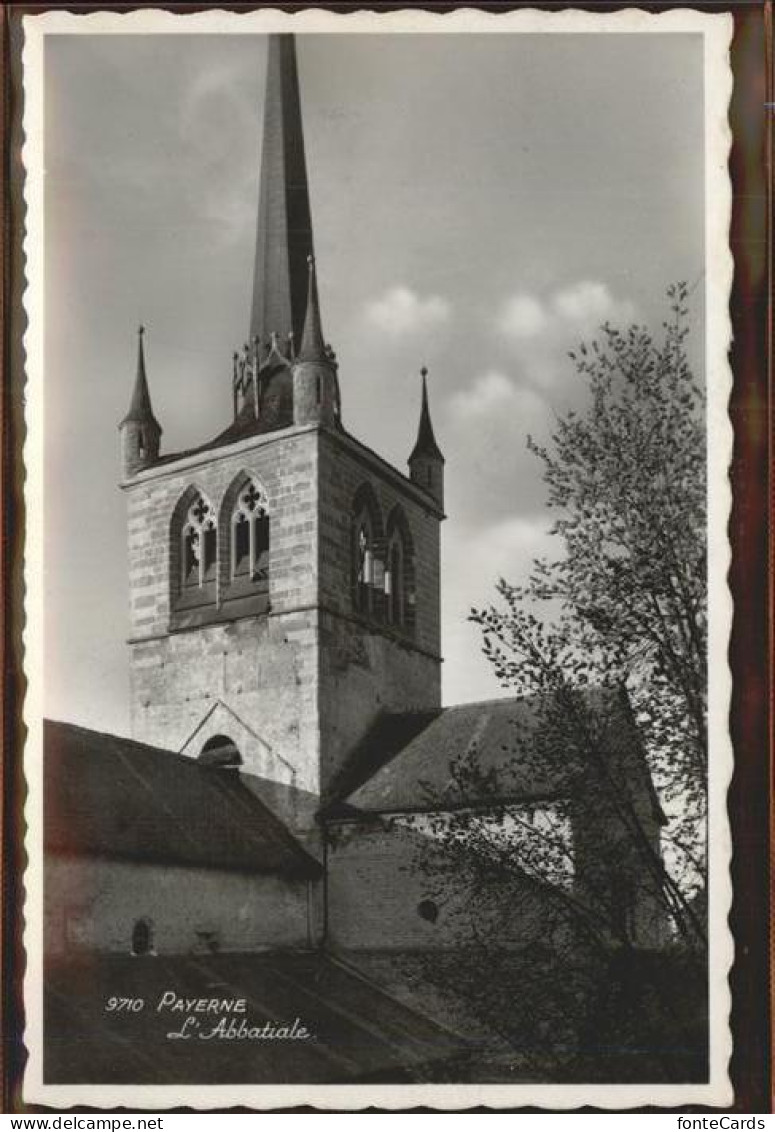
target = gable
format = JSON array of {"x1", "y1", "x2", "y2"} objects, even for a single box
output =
[{"x1": 179, "y1": 699, "x2": 295, "y2": 786}]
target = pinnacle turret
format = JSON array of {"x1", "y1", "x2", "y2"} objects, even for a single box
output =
[
  {"x1": 409, "y1": 368, "x2": 444, "y2": 464},
  {"x1": 119, "y1": 326, "x2": 162, "y2": 477},
  {"x1": 120, "y1": 326, "x2": 159, "y2": 429},
  {"x1": 408, "y1": 368, "x2": 444, "y2": 509},
  {"x1": 293, "y1": 256, "x2": 340, "y2": 427},
  {"x1": 297, "y1": 255, "x2": 327, "y2": 364}
]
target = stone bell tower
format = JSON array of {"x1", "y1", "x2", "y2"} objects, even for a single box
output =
[{"x1": 118, "y1": 34, "x2": 445, "y2": 835}]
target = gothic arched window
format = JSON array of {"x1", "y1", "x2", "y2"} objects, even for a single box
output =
[
  {"x1": 231, "y1": 480, "x2": 269, "y2": 591},
  {"x1": 387, "y1": 533, "x2": 404, "y2": 626},
  {"x1": 351, "y1": 484, "x2": 384, "y2": 621},
  {"x1": 219, "y1": 474, "x2": 271, "y2": 619},
  {"x1": 355, "y1": 514, "x2": 374, "y2": 615},
  {"x1": 386, "y1": 505, "x2": 416, "y2": 636},
  {"x1": 182, "y1": 493, "x2": 217, "y2": 591},
  {"x1": 170, "y1": 488, "x2": 218, "y2": 627}
]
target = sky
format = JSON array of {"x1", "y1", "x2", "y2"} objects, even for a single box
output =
[{"x1": 43, "y1": 30, "x2": 705, "y2": 734}]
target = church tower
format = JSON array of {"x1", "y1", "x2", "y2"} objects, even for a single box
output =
[{"x1": 119, "y1": 35, "x2": 444, "y2": 838}]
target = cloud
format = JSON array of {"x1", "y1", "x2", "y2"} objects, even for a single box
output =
[
  {"x1": 494, "y1": 280, "x2": 637, "y2": 392},
  {"x1": 497, "y1": 294, "x2": 547, "y2": 339},
  {"x1": 448, "y1": 370, "x2": 544, "y2": 422},
  {"x1": 364, "y1": 286, "x2": 451, "y2": 336},
  {"x1": 551, "y1": 280, "x2": 636, "y2": 326},
  {"x1": 497, "y1": 280, "x2": 636, "y2": 346}
]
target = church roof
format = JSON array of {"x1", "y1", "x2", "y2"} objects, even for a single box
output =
[
  {"x1": 329, "y1": 689, "x2": 664, "y2": 823},
  {"x1": 44, "y1": 721, "x2": 321, "y2": 878},
  {"x1": 45, "y1": 951, "x2": 468, "y2": 1083}
]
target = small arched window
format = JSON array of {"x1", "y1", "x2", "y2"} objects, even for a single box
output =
[
  {"x1": 131, "y1": 918, "x2": 153, "y2": 956},
  {"x1": 199, "y1": 734, "x2": 242, "y2": 768},
  {"x1": 417, "y1": 899, "x2": 439, "y2": 924}
]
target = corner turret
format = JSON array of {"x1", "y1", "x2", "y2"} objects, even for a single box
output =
[
  {"x1": 408, "y1": 367, "x2": 444, "y2": 509},
  {"x1": 293, "y1": 256, "x2": 341, "y2": 427},
  {"x1": 119, "y1": 326, "x2": 162, "y2": 478}
]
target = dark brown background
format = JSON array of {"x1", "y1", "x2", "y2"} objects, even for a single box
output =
[{"x1": 2, "y1": 0, "x2": 770, "y2": 1114}]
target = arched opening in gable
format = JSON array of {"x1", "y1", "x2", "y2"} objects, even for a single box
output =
[{"x1": 199, "y1": 734, "x2": 243, "y2": 769}]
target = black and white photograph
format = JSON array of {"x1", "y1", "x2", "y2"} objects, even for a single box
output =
[{"x1": 20, "y1": 6, "x2": 734, "y2": 1109}]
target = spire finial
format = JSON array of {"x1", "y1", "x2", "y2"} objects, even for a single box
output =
[{"x1": 136, "y1": 323, "x2": 147, "y2": 381}]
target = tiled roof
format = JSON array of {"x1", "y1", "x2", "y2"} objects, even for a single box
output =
[
  {"x1": 45, "y1": 951, "x2": 468, "y2": 1084},
  {"x1": 324, "y1": 710, "x2": 443, "y2": 810},
  {"x1": 151, "y1": 362, "x2": 296, "y2": 466},
  {"x1": 332, "y1": 689, "x2": 663, "y2": 821},
  {"x1": 44, "y1": 720, "x2": 321, "y2": 878}
]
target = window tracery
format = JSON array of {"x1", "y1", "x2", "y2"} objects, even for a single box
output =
[
  {"x1": 231, "y1": 480, "x2": 269, "y2": 590},
  {"x1": 182, "y1": 493, "x2": 217, "y2": 591}
]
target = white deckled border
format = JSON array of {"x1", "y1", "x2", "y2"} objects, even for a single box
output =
[{"x1": 21, "y1": 4, "x2": 734, "y2": 1111}]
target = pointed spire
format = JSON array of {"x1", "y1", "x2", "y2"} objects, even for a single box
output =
[
  {"x1": 250, "y1": 34, "x2": 314, "y2": 352},
  {"x1": 120, "y1": 325, "x2": 161, "y2": 431},
  {"x1": 409, "y1": 367, "x2": 444, "y2": 463},
  {"x1": 297, "y1": 255, "x2": 328, "y2": 364}
]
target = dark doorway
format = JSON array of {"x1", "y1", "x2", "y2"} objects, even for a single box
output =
[{"x1": 131, "y1": 919, "x2": 152, "y2": 955}]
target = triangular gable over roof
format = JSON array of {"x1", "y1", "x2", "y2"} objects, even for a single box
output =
[{"x1": 44, "y1": 721, "x2": 321, "y2": 878}]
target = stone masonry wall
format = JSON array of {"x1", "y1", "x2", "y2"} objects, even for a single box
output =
[
  {"x1": 124, "y1": 422, "x2": 443, "y2": 807},
  {"x1": 124, "y1": 427, "x2": 321, "y2": 794},
  {"x1": 45, "y1": 855, "x2": 317, "y2": 956},
  {"x1": 317, "y1": 431, "x2": 442, "y2": 788},
  {"x1": 326, "y1": 820, "x2": 564, "y2": 952}
]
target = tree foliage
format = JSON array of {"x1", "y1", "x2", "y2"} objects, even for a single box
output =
[
  {"x1": 403, "y1": 287, "x2": 708, "y2": 1079},
  {"x1": 474, "y1": 283, "x2": 707, "y2": 906}
]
